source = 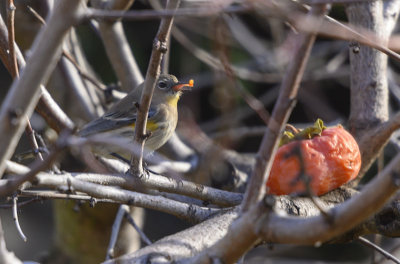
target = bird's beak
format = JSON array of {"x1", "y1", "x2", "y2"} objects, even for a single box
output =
[{"x1": 172, "y1": 79, "x2": 194, "y2": 92}]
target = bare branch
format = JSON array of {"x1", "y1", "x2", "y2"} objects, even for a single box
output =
[
  {"x1": 0, "y1": 0, "x2": 85, "y2": 176},
  {"x1": 6, "y1": 0, "x2": 17, "y2": 78},
  {"x1": 59, "y1": 57, "x2": 98, "y2": 120},
  {"x1": 130, "y1": 0, "x2": 181, "y2": 175},
  {"x1": 0, "y1": 132, "x2": 69, "y2": 197},
  {"x1": 357, "y1": 236, "x2": 400, "y2": 264},
  {"x1": 34, "y1": 174, "x2": 222, "y2": 222},
  {"x1": 241, "y1": 5, "x2": 329, "y2": 211},
  {"x1": 12, "y1": 195, "x2": 27, "y2": 242},
  {"x1": 5, "y1": 160, "x2": 242, "y2": 207},
  {"x1": 124, "y1": 211, "x2": 152, "y2": 246},
  {"x1": 106, "y1": 205, "x2": 127, "y2": 260},
  {"x1": 346, "y1": 1, "x2": 399, "y2": 139},
  {"x1": 91, "y1": 0, "x2": 144, "y2": 92},
  {"x1": 3, "y1": 2, "x2": 44, "y2": 162},
  {"x1": 85, "y1": 5, "x2": 250, "y2": 21},
  {"x1": 301, "y1": 0, "x2": 377, "y2": 4}
]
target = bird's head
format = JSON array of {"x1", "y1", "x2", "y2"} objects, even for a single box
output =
[{"x1": 152, "y1": 74, "x2": 193, "y2": 106}]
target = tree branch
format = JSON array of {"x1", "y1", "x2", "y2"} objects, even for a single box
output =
[
  {"x1": 130, "y1": 0, "x2": 181, "y2": 175},
  {"x1": 5, "y1": 160, "x2": 242, "y2": 207},
  {"x1": 91, "y1": 0, "x2": 144, "y2": 92},
  {"x1": 0, "y1": 0, "x2": 85, "y2": 176},
  {"x1": 241, "y1": 5, "x2": 329, "y2": 211}
]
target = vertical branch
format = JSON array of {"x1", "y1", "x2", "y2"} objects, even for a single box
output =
[
  {"x1": 346, "y1": 0, "x2": 400, "y2": 139},
  {"x1": 346, "y1": 0, "x2": 400, "y2": 184},
  {"x1": 0, "y1": 0, "x2": 86, "y2": 176},
  {"x1": 129, "y1": 0, "x2": 181, "y2": 175},
  {"x1": 241, "y1": 5, "x2": 329, "y2": 212},
  {"x1": 6, "y1": 0, "x2": 17, "y2": 78}
]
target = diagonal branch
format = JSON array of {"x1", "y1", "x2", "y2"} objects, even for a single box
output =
[
  {"x1": 0, "y1": 7, "x2": 74, "y2": 134},
  {"x1": 0, "y1": 0, "x2": 85, "y2": 176},
  {"x1": 91, "y1": 0, "x2": 143, "y2": 92},
  {"x1": 240, "y1": 5, "x2": 329, "y2": 211}
]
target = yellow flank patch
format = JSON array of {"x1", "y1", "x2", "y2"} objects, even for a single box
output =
[
  {"x1": 167, "y1": 94, "x2": 180, "y2": 106},
  {"x1": 131, "y1": 120, "x2": 158, "y2": 132}
]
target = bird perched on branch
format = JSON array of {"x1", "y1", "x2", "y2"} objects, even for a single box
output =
[{"x1": 78, "y1": 74, "x2": 193, "y2": 161}]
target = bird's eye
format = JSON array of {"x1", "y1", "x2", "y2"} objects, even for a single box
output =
[{"x1": 158, "y1": 81, "x2": 167, "y2": 89}]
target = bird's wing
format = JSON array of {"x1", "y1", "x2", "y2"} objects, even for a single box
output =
[{"x1": 78, "y1": 106, "x2": 157, "y2": 137}]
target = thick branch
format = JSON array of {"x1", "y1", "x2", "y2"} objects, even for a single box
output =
[
  {"x1": 0, "y1": 7, "x2": 74, "y2": 133},
  {"x1": 105, "y1": 184, "x2": 400, "y2": 263},
  {"x1": 346, "y1": 1, "x2": 400, "y2": 139}
]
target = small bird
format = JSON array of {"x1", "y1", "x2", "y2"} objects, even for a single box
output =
[{"x1": 78, "y1": 74, "x2": 193, "y2": 161}]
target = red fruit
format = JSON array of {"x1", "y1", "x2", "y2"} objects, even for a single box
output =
[{"x1": 266, "y1": 121, "x2": 361, "y2": 196}]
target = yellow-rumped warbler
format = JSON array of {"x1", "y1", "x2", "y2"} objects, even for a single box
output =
[{"x1": 78, "y1": 74, "x2": 193, "y2": 161}]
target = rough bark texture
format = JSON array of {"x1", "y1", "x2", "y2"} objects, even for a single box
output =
[
  {"x1": 105, "y1": 187, "x2": 400, "y2": 263},
  {"x1": 346, "y1": 1, "x2": 399, "y2": 139}
]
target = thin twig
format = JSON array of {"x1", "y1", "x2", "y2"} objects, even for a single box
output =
[
  {"x1": 125, "y1": 211, "x2": 152, "y2": 246},
  {"x1": 215, "y1": 18, "x2": 270, "y2": 126},
  {"x1": 62, "y1": 51, "x2": 107, "y2": 91},
  {"x1": 106, "y1": 205, "x2": 128, "y2": 261},
  {"x1": 0, "y1": 197, "x2": 38, "y2": 209},
  {"x1": 0, "y1": 132, "x2": 70, "y2": 197},
  {"x1": 12, "y1": 195, "x2": 27, "y2": 242},
  {"x1": 376, "y1": 242, "x2": 400, "y2": 264},
  {"x1": 6, "y1": 0, "x2": 17, "y2": 78},
  {"x1": 130, "y1": 0, "x2": 181, "y2": 175},
  {"x1": 301, "y1": 0, "x2": 376, "y2": 3},
  {"x1": 26, "y1": 5, "x2": 46, "y2": 24},
  {"x1": 172, "y1": 26, "x2": 282, "y2": 84},
  {"x1": 357, "y1": 236, "x2": 400, "y2": 264},
  {"x1": 85, "y1": 5, "x2": 251, "y2": 21},
  {"x1": 18, "y1": 190, "x2": 116, "y2": 204},
  {"x1": 6, "y1": 1, "x2": 44, "y2": 162},
  {"x1": 30, "y1": 0, "x2": 104, "y2": 91}
]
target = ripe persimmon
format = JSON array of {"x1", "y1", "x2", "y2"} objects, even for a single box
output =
[{"x1": 266, "y1": 120, "x2": 361, "y2": 196}]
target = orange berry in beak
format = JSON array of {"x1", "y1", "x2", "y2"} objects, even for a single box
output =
[{"x1": 173, "y1": 79, "x2": 194, "y2": 92}]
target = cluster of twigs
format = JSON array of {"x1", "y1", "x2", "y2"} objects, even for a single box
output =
[{"x1": 1, "y1": 0, "x2": 400, "y2": 263}]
